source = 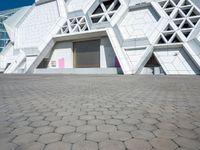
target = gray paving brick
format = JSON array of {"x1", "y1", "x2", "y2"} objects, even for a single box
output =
[
  {"x1": 0, "y1": 75, "x2": 200, "y2": 150},
  {"x1": 87, "y1": 131, "x2": 108, "y2": 142},
  {"x1": 55, "y1": 126, "x2": 75, "y2": 134},
  {"x1": 38, "y1": 133, "x2": 62, "y2": 144},
  {"x1": 99, "y1": 140, "x2": 125, "y2": 150},
  {"x1": 125, "y1": 139, "x2": 152, "y2": 150},
  {"x1": 33, "y1": 126, "x2": 55, "y2": 135},
  {"x1": 16, "y1": 142, "x2": 45, "y2": 150},
  {"x1": 174, "y1": 137, "x2": 200, "y2": 150},
  {"x1": 44, "y1": 142, "x2": 71, "y2": 150},
  {"x1": 11, "y1": 127, "x2": 34, "y2": 135},
  {"x1": 62, "y1": 133, "x2": 85, "y2": 143},
  {"x1": 131, "y1": 130, "x2": 155, "y2": 140},
  {"x1": 150, "y1": 138, "x2": 178, "y2": 150},
  {"x1": 0, "y1": 142, "x2": 17, "y2": 150},
  {"x1": 13, "y1": 133, "x2": 39, "y2": 145},
  {"x1": 77, "y1": 125, "x2": 96, "y2": 133},
  {"x1": 109, "y1": 131, "x2": 131, "y2": 141},
  {"x1": 72, "y1": 141, "x2": 98, "y2": 150},
  {"x1": 153, "y1": 129, "x2": 178, "y2": 139},
  {"x1": 97, "y1": 125, "x2": 117, "y2": 132}
]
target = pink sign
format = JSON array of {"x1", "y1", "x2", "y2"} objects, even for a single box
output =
[{"x1": 58, "y1": 58, "x2": 65, "y2": 69}]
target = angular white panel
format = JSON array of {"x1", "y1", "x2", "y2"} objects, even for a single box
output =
[
  {"x1": 4, "y1": 6, "x2": 31, "y2": 42},
  {"x1": 67, "y1": 0, "x2": 95, "y2": 13},
  {"x1": 15, "y1": 1, "x2": 60, "y2": 49},
  {"x1": 154, "y1": 47, "x2": 199, "y2": 74}
]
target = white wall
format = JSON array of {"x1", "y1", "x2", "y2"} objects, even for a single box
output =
[
  {"x1": 48, "y1": 41, "x2": 73, "y2": 68},
  {"x1": 100, "y1": 37, "x2": 116, "y2": 68},
  {"x1": 46, "y1": 38, "x2": 116, "y2": 69},
  {"x1": 16, "y1": 1, "x2": 60, "y2": 49}
]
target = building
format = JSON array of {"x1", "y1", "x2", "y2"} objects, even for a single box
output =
[{"x1": 1, "y1": 0, "x2": 200, "y2": 75}]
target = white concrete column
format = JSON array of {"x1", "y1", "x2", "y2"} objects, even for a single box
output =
[
  {"x1": 57, "y1": 0, "x2": 67, "y2": 17},
  {"x1": 66, "y1": 42, "x2": 73, "y2": 68},
  {"x1": 100, "y1": 38, "x2": 107, "y2": 68}
]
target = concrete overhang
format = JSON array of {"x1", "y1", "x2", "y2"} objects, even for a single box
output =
[{"x1": 53, "y1": 29, "x2": 107, "y2": 42}]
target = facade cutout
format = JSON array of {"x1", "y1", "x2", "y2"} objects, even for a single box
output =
[
  {"x1": 59, "y1": 16, "x2": 89, "y2": 34},
  {"x1": 90, "y1": 0, "x2": 121, "y2": 23}
]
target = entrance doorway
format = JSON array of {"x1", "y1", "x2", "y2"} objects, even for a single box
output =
[{"x1": 73, "y1": 40, "x2": 100, "y2": 68}]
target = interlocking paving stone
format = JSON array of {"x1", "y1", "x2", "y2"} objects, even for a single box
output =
[
  {"x1": 131, "y1": 130, "x2": 155, "y2": 140},
  {"x1": 176, "y1": 121, "x2": 197, "y2": 130},
  {"x1": 68, "y1": 120, "x2": 86, "y2": 127},
  {"x1": 96, "y1": 115, "x2": 111, "y2": 120},
  {"x1": 33, "y1": 126, "x2": 55, "y2": 135},
  {"x1": 44, "y1": 142, "x2": 71, "y2": 150},
  {"x1": 0, "y1": 127, "x2": 13, "y2": 134},
  {"x1": 13, "y1": 133, "x2": 39, "y2": 145},
  {"x1": 11, "y1": 127, "x2": 34, "y2": 135},
  {"x1": 72, "y1": 141, "x2": 98, "y2": 150},
  {"x1": 176, "y1": 148, "x2": 192, "y2": 150},
  {"x1": 80, "y1": 115, "x2": 95, "y2": 121},
  {"x1": 0, "y1": 133, "x2": 15, "y2": 143},
  {"x1": 0, "y1": 75, "x2": 200, "y2": 150},
  {"x1": 137, "y1": 123, "x2": 157, "y2": 131},
  {"x1": 153, "y1": 129, "x2": 178, "y2": 139},
  {"x1": 62, "y1": 133, "x2": 85, "y2": 143},
  {"x1": 87, "y1": 131, "x2": 108, "y2": 142},
  {"x1": 76, "y1": 125, "x2": 96, "y2": 133},
  {"x1": 156, "y1": 122, "x2": 177, "y2": 130},
  {"x1": 45, "y1": 115, "x2": 62, "y2": 121},
  {"x1": 109, "y1": 131, "x2": 131, "y2": 141},
  {"x1": 30, "y1": 120, "x2": 49, "y2": 128},
  {"x1": 38, "y1": 133, "x2": 62, "y2": 144},
  {"x1": 55, "y1": 126, "x2": 75, "y2": 134},
  {"x1": 28, "y1": 116, "x2": 44, "y2": 122},
  {"x1": 174, "y1": 137, "x2": 200, "y2": 150},
  {"x1": 150, "y1": 138, "x2": 178, "y2": 150},
  {"x1": 106, "y1": 119, "x2": 122, "y2": 125},
  {"x1": 117, "y1": 124, "x2": 137, "y2": 132},
  {"x1": 175, "y1": 129, "x2": 198, "y2": 139},
  {"x1": 0, "y1": 142, "x2": 17, "y2": 150},
  {"x1": 97, "y1": 125, "x2": 117, "y2": 132},
  {"x1": 125, "y1": 139, "x2": 152, "y2": 150},
  {"x1": 142, "y1": 118, "x2": 158, "y2": 124},
  {"x1": 16, "y1": 142, "x2": 45, "y2": 150},
  {"x1": 88, "y1": 119, "x2": 104, "y2": 125},
  {"x1": 123, "y1": 118, "x2": 140, "y2": 125},
  {"x1": 99, "y1": 140, "x2": 125, "y2": 150},
  {"x1": 50, "y1": 120, "x2": 68, "y2": 127},
  {"x1": 10, "y1": 121, "x2": 29, "y2": 128}
]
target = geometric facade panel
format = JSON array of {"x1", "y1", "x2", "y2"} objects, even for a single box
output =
[
  {"x1": 119, "y1": 5, "x2": 160, "y2": 40},
  {"x1": 58, "y1": 16, "x2": 89, "y2": 34},
  {"x1": 90, "y1": 0, "x2": 121, "y2": 23},
  {"x1": 2, "y1": 0, "x2": 200, "y2": 75},
  {"x1": 159, "y1": 0, "x2": 200, "y2": 41},
  {"x1": 154, "y1": 47, "x2": 199, "y2": 74}
]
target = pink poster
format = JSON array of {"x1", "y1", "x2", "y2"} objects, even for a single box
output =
[{"x1": 58, "y1": 58, "x2": 65, "y2": 69}]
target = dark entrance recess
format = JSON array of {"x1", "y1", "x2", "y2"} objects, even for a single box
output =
[
  {"x1": 145, "y1": 54, "x2": 160, "y2": 67},
  {"x1": 73, "y1": 40, "x2": 100, "y2": 68}
]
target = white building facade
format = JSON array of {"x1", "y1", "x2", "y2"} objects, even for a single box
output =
[{"x1": 1, "y1": 0, "x2": 200, "y2": 75}]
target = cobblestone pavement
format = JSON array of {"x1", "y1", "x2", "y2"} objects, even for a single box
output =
[{"x1": 0, "y1": 75, "x2": 200, "y2": 150}]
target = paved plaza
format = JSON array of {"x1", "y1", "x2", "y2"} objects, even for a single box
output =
[{"x1": 0, "y1": 75, "x2": 200, "y2": 150}]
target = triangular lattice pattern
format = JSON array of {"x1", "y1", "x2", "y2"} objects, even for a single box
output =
[
  {"x1": 90, "y1": 0, "x2": 121, "y2": 23},
  {"x1": 159, "y1": 0, "x2": 200, "y2": 39},
  {"x1": 58, "y1": 16, "x2": 89, "y2": 34},
  {"x1": 157, "y1": 24, "x2": 183, "y2": 44}
]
